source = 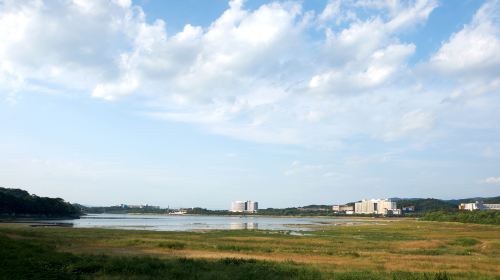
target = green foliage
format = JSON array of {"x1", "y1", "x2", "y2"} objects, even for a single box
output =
[
  {"x1": 449, "y1": 238, "x2": 480, "y2": 247},
  {"x1": 422, "y1": 210, "x2": 500, "y2": 225},
  {"x1": 0, "y1": 187, "x2": 81, "y2": 218},
  {"x1": 186, "y1": 207, "x2": 231, "y2": 215},
  {"x1": 80, "y1": 205, "x2": 171, "y2": 214}
]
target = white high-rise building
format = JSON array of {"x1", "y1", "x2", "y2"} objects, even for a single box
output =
[
  {"x1": 355, "y1": 199, "x2": 398, "y2": 215},
  {"x1": 231, "y1": 201, "x2": 246, "y2": 212},
  {"x1": 246, "y1": 201, "x2": 258, "y2": 213},
  {"x1": 230, "y1": 200, "x2": 258, "y2": 213}
]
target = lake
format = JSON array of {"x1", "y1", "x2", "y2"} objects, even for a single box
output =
[{"x1": 47, "y1": 214, "x2": 359, "y2": 232}]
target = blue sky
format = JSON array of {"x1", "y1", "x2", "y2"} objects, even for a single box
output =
[{"x1": 0, "y1": 0, "x2": 499, "y2": 209}]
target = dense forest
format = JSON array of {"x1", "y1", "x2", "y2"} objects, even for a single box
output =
[{"x1": 0, "y1": 187, "x2": 81, "y2": 218}]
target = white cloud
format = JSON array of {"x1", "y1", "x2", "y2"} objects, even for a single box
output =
[
  {"x1": 1, "y1": 0, "x2": 499, "y2": 150},
  {"x1": 319, "y1": 0, "x2": 340, "y2": 22},
  {"x1": 383, "y1": 110, "x2": 435, "y2": 141},
  {"x1": 430, "y1": 1, "x2": 500, "y2": 78},
  {"x1": 480, "y1": 176, "x2": 500, "y2": 185}
]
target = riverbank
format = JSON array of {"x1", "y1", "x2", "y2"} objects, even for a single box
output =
[{"x1": 0, "y1": 219, "x2": 498, "y2": 279}]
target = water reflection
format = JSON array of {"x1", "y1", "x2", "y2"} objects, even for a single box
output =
[{"x1": 229, "y1": 222, "x2": 258, "y2": 230}]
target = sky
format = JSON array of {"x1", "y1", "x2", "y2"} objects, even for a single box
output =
[{"x1": 0, "y1": 0, "x2": 499, "y2": 209}]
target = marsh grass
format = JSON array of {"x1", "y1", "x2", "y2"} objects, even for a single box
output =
[
  {"x1": 0, "y1": 234, "x2": 491, "y2": 280},
  {"x1": 0, "y1": 234, "x2": 322, "y2": 280},
  {"x1": 0, "y1": 220, "x2": 499, "y2": 279},
  {"x1": 157, "y1": 241, "x2": 186, "y2": 249}
]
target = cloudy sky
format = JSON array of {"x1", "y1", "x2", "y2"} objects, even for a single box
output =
[{"x1": 1, "y1": 0, "x2": 499, "y2": 208}]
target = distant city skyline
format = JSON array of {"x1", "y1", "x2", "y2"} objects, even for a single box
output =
[{"x1": 0, "y1": 0, "x2": 499, "y2": 209}]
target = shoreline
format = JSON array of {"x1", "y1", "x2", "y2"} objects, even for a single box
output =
[{"x1": 84, "y1": 212, "x2": 417, "y2": 220}]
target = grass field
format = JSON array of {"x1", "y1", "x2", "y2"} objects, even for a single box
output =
[{"x1": 0, "y1": 219, "x2": 499, "y2": 279}]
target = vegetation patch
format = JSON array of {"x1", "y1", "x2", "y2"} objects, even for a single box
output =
[
  {"x1": 449, "y1": 238, "x2": 480, "y2": 247},
  {"x1": 158, "y1": 241, "x2": 186, "y2": 249},
  {"x1": 216, "y1": 244, "x2": 254, "y2": 252}
]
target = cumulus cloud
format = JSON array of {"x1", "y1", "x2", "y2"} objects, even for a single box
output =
[
  {"x1": 0, "y1": 0, "x2": 498, "y2": 148},
  {"x1": 430, "y1": 0, "x2": 500, "y2": 78}
]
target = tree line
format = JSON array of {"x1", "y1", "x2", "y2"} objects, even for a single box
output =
[{"x1": 0, "y1": 187, "x2": 81, "y2": 218}]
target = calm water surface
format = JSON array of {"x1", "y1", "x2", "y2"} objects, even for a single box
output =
[{"x1": 51, "y1": 214, "x2": 356, "y2": 232}]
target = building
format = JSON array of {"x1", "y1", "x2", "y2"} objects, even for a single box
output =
[
  {"x1": 332, "y1": 205, "x2": 354, "y2": 212},
  {"x1": 459, "y1": 202, "x2": 500, "y2": 211},
  {"x1": 246, "y1": 200, "x2": 258, "y2": 213},
  {"x1": 354, "y1": 199, "x2": 399, "y2": 215},
  {"x1": 402, "y1": 206, "x2": 415, "y2": 212},
  {"x1": 231, "y1": 201, "x2": 246, "y2": 212},
  {"x1": 386, "y1": 209, "x2": 402, "y2": 215},
  {"x1": 231, "y1": 200, "x2": 258, "y2": 213},
  {"x1": 120, "y1": 204, "x2": 160, "y2": 209}
]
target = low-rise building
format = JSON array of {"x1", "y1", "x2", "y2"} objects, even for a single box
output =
[
  {"x1": 459, "y1": 202, "x2": 500, "y2": 211},
  {"x1": 402, "y1": 206, "x2": 415, "y2": 212},
  {"x1": 332, "y1": 205, "x2": 354, "y2": 212}
]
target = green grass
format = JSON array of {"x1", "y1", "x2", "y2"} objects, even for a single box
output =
[
  {"x1": 0, "y1": 234, "x2": 486, "y2": 280},
  {"x1": 0, "y1": 220, "x2": 499, "y2": 279},
  {"x1": 0, "y1": 234, "x2": 322, "y2": 280}
]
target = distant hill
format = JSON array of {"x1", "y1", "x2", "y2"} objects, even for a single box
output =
[
  {"x1": 0, "y1": 187, "x2": 81, "y2": 218},
  {"x1": 446, "y1": 196, "x2": 500, "y2": 205},
  {"x1": 396, "y1": 198, "x2": 456, "y2": 212}
]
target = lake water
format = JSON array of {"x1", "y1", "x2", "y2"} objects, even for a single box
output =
[{"x1": 48, "y1": 214, "x2": 357, "y2": 232}]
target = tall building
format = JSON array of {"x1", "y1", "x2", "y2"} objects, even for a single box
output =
[
  {"x1": 246, "y1": 201, "x2": 258, "y2": 212},
  {"x1": 231, "y1": 201, "x2": 246, "y2": 212},
  {"x1": 230, "y1": 200, "x2": 258, "y2": 213},
  {"x1": 354, "y1": 199, "x2": 398, "y2": 215}
]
